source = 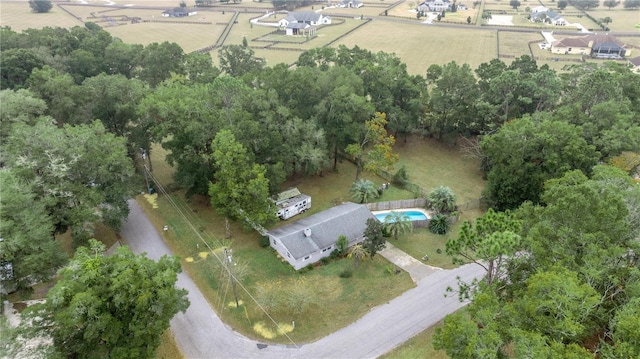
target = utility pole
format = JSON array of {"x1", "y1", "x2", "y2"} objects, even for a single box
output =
[
  {"x1": 141, "y1": 148, "x2": 151, "y2": 194},
  {"x1": 224, "y1": 248, "x2": 239, "y2": 308}
]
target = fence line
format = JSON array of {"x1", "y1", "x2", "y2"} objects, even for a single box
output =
[{"x1": 366, "y1": 199, "x2": 428, "y2": 211}]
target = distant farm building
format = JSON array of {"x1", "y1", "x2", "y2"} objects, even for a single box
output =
[{"x1": 162, "y1": 7, "x2": 198, "y2": 17}]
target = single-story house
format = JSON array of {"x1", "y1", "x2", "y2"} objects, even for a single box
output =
[
  {"x1": 338, "y1": 0, "x2": 364, "y2": 8},
  {"x1": 530, "y1": 11, "x2": 567, "y2": 26},
  {"x1": 530, "y1": 5, "x2": 549, "y2": 13},
  {"x1": 278, "y1": 11, "x2": 331, "y2": 36},
  {"x1": 267, "y1": 202, "x2": 375, "y2": 270},
  {"x1": 551, "y1": 34, "x2": 630, "y2": 57},
  {"x1": 162, "y1": 7, "x2": 198, "y2": 17},
  {"x1": 418, "y1": 0, "x2": 452, "y2": 12}
]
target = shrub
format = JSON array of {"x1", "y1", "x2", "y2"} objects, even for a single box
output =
[
  {"x1": 382, "y1": 225, "x2": 391, "y2": 238},
  {"x1": 339, "y1": 269, "x2": 353, "y2": 278},
  {"x1": 336, "y1": 235, "x2": 349, "y2": 256},
  {"x1": 298, "y1": 263, "x2": 315, "y2": 274},
  {"x1": 429, "y1": 214, "x2": 450, "y2": 234},
  {"x1": 259, "y1": 236, "x2": 271, "y2": 248},
  {"x1": 393, "y1": 165, "x2": 409, "y2": 187},
  {"x1": 330, "y1": 249, "x2": 341, "y2": 259},
  {"x1": 320, "y1": 256, "x2": 330, "y2": 265}
]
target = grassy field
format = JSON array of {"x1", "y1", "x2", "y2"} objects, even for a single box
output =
[
  {"x1": 498, "y1": 30, "x2": 543, "y2": 57},
  {"x1": 0, "y1": 1, "x2": 84, "y2": 31},
  {"x1": 394, "y1": 136, "x2": 485, "y2": 204},
  {"x1": 589, "y1": 9, "x2": 640, "y2": 30},
  {"x1": 337, "y1": 21, "x2": 498, "y2": 74},
  {"x1": 381, "y1": 321, "x2": 448, "y2": 359}
]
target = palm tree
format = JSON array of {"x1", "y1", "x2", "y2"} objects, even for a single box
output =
[
  {"x1": 383, "y1": 211, "x2": 414, "y2": 240},
  {"x1": 348, "y1": 244, "x2": 369, "y2": 268},
  {"x1": 427, "y1": 186, "x2": 457, "y2": 213},
  {"x1": 350, "y1": 179, "x2": 379, "y2": 204},
  {"x1": 429, "y1": 214, "x2": 450, "y2": 234}
]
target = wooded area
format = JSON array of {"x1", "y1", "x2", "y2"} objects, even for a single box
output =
[{"x1": 1, "y1": 23, "x2": 639, "y2": 357}]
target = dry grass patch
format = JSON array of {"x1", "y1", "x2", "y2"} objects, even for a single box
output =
[
  {"x1": 498, "y1": 30, "x2": 543, "y2": 58},
  {"x1": 589, "y1": 9, "x2": 640, "y2": 31},
  {"x1": 154, "y1": 329, "x2": 184, "y2": 359},
  {"x1": 380, "y1": 321, "x2": 448, "y2": 359},
  {"x1": 0, "y1": 2, "x2": 83, "y2": 31},
  {"x1": 106, "y1": 21, "x2": 224, "y2": 52},
  {"x1": 335, "y1": 21, "x2": 497, "y2": 75}
]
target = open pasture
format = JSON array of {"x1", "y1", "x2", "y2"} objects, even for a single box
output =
[
  {"x1": 498, "y1": 30, "x2": 544, "y2": 58},
  {"x1": 108, "y1": 21, "x2": 223, "y2": 52},
  {"x1": 336, "y1": 21, "x2": 497, "y2": 74},
  {"x1": 589, "y1": 9, "x2": 640, "y2": 30},
  {"x1": 0, "y1": 1, "x2": 84, "y2": 31}
]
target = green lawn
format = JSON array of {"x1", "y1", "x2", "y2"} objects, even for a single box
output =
[
  {"x1": 141, "y1": 133, "x2": 486, "y2": 344},
  {"x1": 138, "y1": 190, "x2": 416, "y2": 343},
  {"x1": 498, "y1": 30, "x2": 544, "y2": 58},
  {"x1": 589, "y1": 9, "x2": 640, "y2": 30},
  {"x1": 380, "y1": 321, "x2": 449, "y2": 359},
  {"x1": 335, "y1": 21, "x2": 497, "y2": 75}
]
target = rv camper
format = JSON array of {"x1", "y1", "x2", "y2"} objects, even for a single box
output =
[{"x1": 275, "y1": 188, "x2": 311, "y2": 220}]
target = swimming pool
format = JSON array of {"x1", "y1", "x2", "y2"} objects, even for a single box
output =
[{"x1": 374, "y1": 210, "x2": 429, "y2": 222}]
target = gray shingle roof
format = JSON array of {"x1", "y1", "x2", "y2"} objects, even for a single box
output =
[
  {"x1": 267, "y1": 202, "x2": 375, "y2": 260},
  {"x1": 285, "y1": 11, "x2": 321, "y2": 23}
]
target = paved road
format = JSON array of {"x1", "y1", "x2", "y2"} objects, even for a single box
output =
[{"x1": 120, "y1": 200, "x2": 484, "y2": 358}]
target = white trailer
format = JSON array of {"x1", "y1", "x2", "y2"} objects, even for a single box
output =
[{"x1": 274, "y1": 188, "x2": 311, "y2": 220}]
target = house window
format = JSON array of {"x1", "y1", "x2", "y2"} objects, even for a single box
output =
[
  {"x1": 322, "y1": 246, "x2": 332, "y2": 253},
  {"x1": 304, "y1": 255, "x2": 310, "y2": 261},
  {"x1": 272, "y1": 239, "x2": 278, "y2": 245},
  {"x1": 568, "y1": 47, "x2": 572, "y2": 52},
  {"x1": 287, "y1": 252, "x2": 291, "y2": 258}
]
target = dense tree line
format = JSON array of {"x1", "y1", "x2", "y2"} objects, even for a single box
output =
[{"x1": 436, "y1": 166, "x2": 640, "y2": 357}]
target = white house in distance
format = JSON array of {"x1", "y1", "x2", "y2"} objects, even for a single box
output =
[
  {"x1": 337, "y1": 0, "x2": 364, "y2": 8},
  {"x1": 418, "y1": 0, "x2": 453, "y2": 12},
  {"x1": 162, "y1": 7, "x2": 198, "y2": 17},
  {"x1": 278, "y1": 11, "x2": 332, "y2": 36},
  {"x1": 530, "y1": 10, "x2": 567, "y2": 26},
  {"x1": 530, "y1": 5, "x2": 549, "y2": 13},
  {"x1": 267, "y1": 202, "x2": 375, "y2": 270}
]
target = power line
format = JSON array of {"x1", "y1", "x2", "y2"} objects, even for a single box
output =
[{"x1": 142, "y1": 165, "x2": 299, "y2": 347}]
